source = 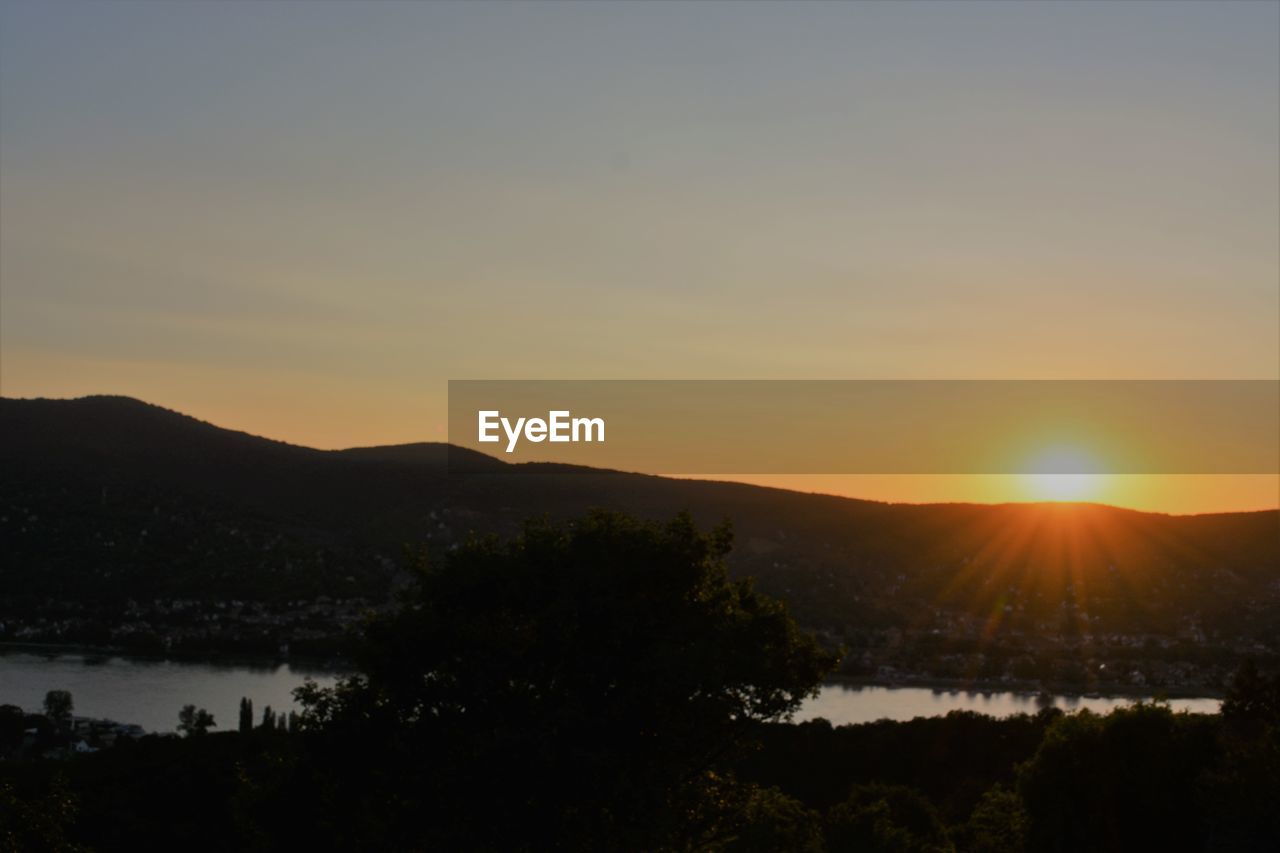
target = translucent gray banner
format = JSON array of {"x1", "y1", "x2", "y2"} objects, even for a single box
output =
[{"x1": 447, "y1": 380, "x2": 1279, "y2": 474}]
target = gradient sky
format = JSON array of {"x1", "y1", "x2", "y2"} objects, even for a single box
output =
[{"x1": 1, "y1": 1, "x2": 1277, "y2": 512}]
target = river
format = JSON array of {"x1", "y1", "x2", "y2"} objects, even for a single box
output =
[{"x1": 1, "y1": 649, "x2": 1221, "y2": 733}]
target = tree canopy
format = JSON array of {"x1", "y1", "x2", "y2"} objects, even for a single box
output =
[
  {"x1": 177, "y1": 706, "x2": 215, "y2": 738},
  {"x1": 295, "y1": 510, "x2": 836, "y2": 850},
  {"x1": 41, "y1": 691, "x2": 72, "y2": 728}
]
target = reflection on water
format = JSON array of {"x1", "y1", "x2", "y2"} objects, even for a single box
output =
[
  {"x1": 796, "y1": 681, "x2": 1221, "y2": 726},
  {"x1": 1, "y1": 650, "x2": 1221, "y2": 733}
]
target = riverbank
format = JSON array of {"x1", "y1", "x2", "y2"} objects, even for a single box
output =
[
  {"x1": 0, "y1": 641, "x2": 353, "y2": 674},
  {"x1": 825, "y1": 673, "x2": 1225, "y2": 700},
  {"x1": 4, "y1": 642, "x2": 1228, "y2": 700}
]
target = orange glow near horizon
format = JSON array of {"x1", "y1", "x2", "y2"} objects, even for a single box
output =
[
  {"x1": 692, "y1": 474, "x2": 1279, "y2": 516},
  {"x1": 0, "y1": 378, "x2": 1274, "y2": 516},
  {"x1": 1021, "y1": 473, "x2": 1109, "y2": 503},
  {"x1": 671, "y1": 436, "x2": 1276, "y2": 515}
]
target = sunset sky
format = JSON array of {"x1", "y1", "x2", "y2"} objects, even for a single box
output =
[{"x1": 1, "y1": 1, "x2": 1276, "y2": 513}]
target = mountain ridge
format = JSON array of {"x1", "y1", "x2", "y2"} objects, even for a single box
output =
[
  {"x1": 5, "y1": 394, "x2": 1270, "y2": 517},
  {"x1": 2, "y1": 395, "x2": 1277, "y2": 654}
]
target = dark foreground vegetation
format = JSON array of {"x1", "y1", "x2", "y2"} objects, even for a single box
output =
[{"x1": 3, "y1": 512, "x2": 1279, "y2": 852}]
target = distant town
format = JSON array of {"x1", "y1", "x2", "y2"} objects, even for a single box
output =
[{"x1": 4, "y1": 589, "x2": 1273, "y2": 697}]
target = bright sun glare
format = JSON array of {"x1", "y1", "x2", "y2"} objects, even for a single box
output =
[{"x1": 1021, "y1": 447, "x2": 1109, "y2": 502}]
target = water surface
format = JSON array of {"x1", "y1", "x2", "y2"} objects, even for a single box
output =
[
  {"x1": 1, "y1": 650, "x2": 343, "y2": 732},
  {"x1": 1, "y1": 650, "x2": 1220, "y2": 732},
  {"x1": 796, "y1": 680, "x2": 1220, "y2": 725}
]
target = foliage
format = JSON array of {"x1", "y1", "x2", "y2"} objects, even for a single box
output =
[
  {"x1": 0, "y1": 775, "x2": 84, "y2": 853},
  {"x1": 1017, "y1": 703, "x2": 1218, "y2": 852},
  {"x1": 1199, "y1": 662, "x2": 1280, "y2": 851},
  {"x1": 0, "y1": 706, "x2": 25, "y2": 757},
  {"x1": 41, "y1": 691, "x2": 72, "y2": 727},
  {"x1": 3, "y1": 698, "x2": 1279, "y2": 851},
  {"x1": 1221, "y1": 659, "x2": 1280, "y2": 724},
  {"x1": 824, "y1": 783, "x2": 954, "y2": 853},
  {"x1": 714, "y1": 783, "x2": 825, "y2": 853},
  {"x1": 294, "y1": 510, "x2": 836, "y2": 850},
  {"x1": 177, "y1": 705, "x2": 216, "y2": 737},
  {"x1": 736, "y1": 711, "x2": 1057, "y2": 820},
  {"x1": 954, "y1": 785, "x2": 1028, "y2": 853}
]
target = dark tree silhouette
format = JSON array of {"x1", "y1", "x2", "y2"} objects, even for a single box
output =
[
  {"x1": 0, "y1": 775, "x2": 84, "y2": 852},
  {"x1": 1018, "y1": 704, "x2": 1217, "y2": 853},
  {"x1": 1222, "y1": 660, "x2": 1280, "y2": 725},
  {"x1": 238, "y1": 697, "x2": 254, "y2": 734},
  {"x1": 824, "y1": 783, "x2": 953, "y2": 853},
  {"x1": 295, "y1": 510, "x2": 836, "y2": 850},
  {"x1": 177, "y1": 705, "x2": 215, "y2": 737},
  {"x1": 42, "y1": 691, "x2": 73, "y2": 728},
  {"x1": 957, "y1": 784, "x2": 1029, "y2": 853}
]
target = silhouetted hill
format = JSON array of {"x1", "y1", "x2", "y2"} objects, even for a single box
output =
[{"x1": 2, "y1": 396, "x2": 1277, "y2": 653}]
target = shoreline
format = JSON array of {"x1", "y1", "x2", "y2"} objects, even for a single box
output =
[
  {"x1": 3, "y1": 642, "x2": 1223, "y2": 701},
  {"x1": 0, "y1": 641, "x2": 354, "y2": 674},
  {"x1": 826, "y1": 673, "x2": 1224, "y2": 701}
]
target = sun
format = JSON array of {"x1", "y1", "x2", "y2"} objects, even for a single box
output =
[
  {"x1": 1024, "y1": 473, "x2": 1106, "y2": 501},
  {"x1": 1020, "y1": 447, "x2": 1109, "y2": 503}
]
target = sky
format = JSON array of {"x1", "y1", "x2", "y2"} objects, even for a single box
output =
[{"x1": 1, "y1": 1, "x2": 1277, "y2": 513}]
